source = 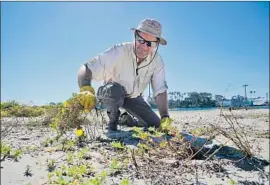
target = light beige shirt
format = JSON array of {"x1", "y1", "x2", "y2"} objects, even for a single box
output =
[{"x1": 85, "y1": 42, "x2": 168, "y2": 98}]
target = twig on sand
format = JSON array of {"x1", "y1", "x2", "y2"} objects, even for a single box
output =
[
  {"x1": 202, "y1": 139, "x2": 230, "y2": 163},
  {"x1": 131, "y1": 148, "x2": 139, "y2": 171}
]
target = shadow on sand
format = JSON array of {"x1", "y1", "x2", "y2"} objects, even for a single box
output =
[{"x1": 198, "y1": 144, "x2": 270, "y2": 172}]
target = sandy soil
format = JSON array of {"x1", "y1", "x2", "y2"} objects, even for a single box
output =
[{"x1": 1, "y1": 108, "x2": 269, "y2": 185}]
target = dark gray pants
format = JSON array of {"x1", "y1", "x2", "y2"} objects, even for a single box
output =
[{"x1": 96, "y1": 82, "x2": 160, "y2": 129}]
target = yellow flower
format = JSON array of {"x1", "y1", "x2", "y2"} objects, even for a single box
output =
[
  {"x1": 63, "y1": 101, "x2": 71, "y2": 108},
  {"x1": 73, "y1": 179, "x2": 79, "y2": 185},
  {"x1": 76, "y1": 128, "x2": 84, "y2": 137}
]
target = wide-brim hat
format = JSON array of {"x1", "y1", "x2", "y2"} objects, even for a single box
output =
[{"x1": 130, "y1": 18, "x2": 167, "y2": 45}]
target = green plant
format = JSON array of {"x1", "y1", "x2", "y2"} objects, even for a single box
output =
[
  {"x1": 1, "y1": 100, "x2": 19, "y2": 109},
  {"x1": 2, "y1": 103, "x2": 45, "y2": 118},
  {"x1": 56, "y1": 138, "x2": 76, "y2": 152},
  {"x1": 86, "y1": 171, "x2": 108, "y2": 185},
  {"x1": 54, "y1": 176, "x2": 71, "y2": 185},
  {"x1": 65, "y1": 163, "x2": 93, "y2": 179},
  {"x1": 109, "y1": 157, "x2": 127, "y2": 175},
  {"x1": 55, "y1": 169, "x2": 63, "y2": 177},
  {"x1": 111, "y1": 141, "x2": 125, "y2": 150},
  {"x1": 47, "y1": 159, "x2": 56, "y2": 172},
  {"x1": 1, "y1": 110, "x2": 9, "y2": 117},
  {"x1": 42, "y1": 105, "x2": 60, "y2": 125},
  {"x1": 66, "y1": 151, "x2": 74, "y2": 164},
  {"x1": 120, "y1": 178, "x2": 130, "y2": 185},
  {"x1": 47, "y1": 172, "x2": 54, "y2": 182},
  {"x1": 132, "y1": 129, "x2": 151, "y2": 140},
  {"x1": 10, "y1": 148, "x2": 23, "y2": 162},
  {"x1": 190, "y1": 127, "x2": 209, "y2": 136},
  {"x1": 0, "y1": 142, "x2": 12, "y2": 161},
  {"x1": 1, "y1": 142, "x2": 23, "y2": 162},
  {"x1": 229, "y1": 178, "x2": 237, "y2": 185},
  {"x1": 41, "y1": 137, "x2": 54, "y2": 147},
  {"x1": 77, "y1": 147, "x2": 90, "y2": 160},
  {"x1": 24, "y1": 165, "x2": 32, "y2": 177},
  {"x1": 50, "y1": 94, "x2": 88, "y2": 135}
]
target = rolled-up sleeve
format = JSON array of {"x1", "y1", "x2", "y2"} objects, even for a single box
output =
[
  {"x1": 85, "y1": 44, "x2": 123, "y2": 81},
  {"x1": 151, "y1": 55, "x2": 168, "y2": 97}
]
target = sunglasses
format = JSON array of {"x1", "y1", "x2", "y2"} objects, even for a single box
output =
[{"x1": 135, "y1": 32, "x2": 159, "y2": 48}]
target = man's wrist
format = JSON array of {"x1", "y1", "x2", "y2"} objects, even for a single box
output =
[
  {"x1": 78, "y1": 64, "x2": 92, "y2": 88},
  {"x1": 80, "y1": 85, "x2": 95, "y2": 94},
  {"x1": 161, "y1": 115, "x2": 170, "y2": 119},
  {"x1": 80, "y1": 80, "x2": 91, "y2": 88}
]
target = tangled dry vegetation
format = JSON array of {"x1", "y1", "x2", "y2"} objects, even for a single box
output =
[{"x1": 1, "y1": 98, "x2": 269, "y2": 185}]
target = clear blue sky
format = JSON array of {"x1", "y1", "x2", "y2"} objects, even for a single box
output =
[{"x1": 2, "y1": 2, "x2": 269, "y2": 105}]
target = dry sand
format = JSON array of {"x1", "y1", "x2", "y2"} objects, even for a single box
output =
[{"x1": 1, "y1": 108, "x2": 269, "y2": 185}]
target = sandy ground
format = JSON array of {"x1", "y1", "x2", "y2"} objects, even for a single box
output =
[{"x1": 1, "y1": 108, "x2": 269, "y2": 185}]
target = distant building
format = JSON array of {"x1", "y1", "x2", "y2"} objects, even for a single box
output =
[
  {"x1": 253, "y1": 97, "x2": 268, "y2": 106},
  {"x1": 231, "y1": 95, "x2": 245, "y2": 107},
  {"x1": 215, "y1": 95, "x2": 231, "y2": 107}
]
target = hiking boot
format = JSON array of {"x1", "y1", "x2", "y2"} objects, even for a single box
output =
[
  {"x1": 119, "y1": 112, "x2": 145, "y2": 127},
  {"x1": 108, "y1": 121, "x2": 118, "y2": 131},
  {"x1": 107, "y1": 110, "x2": 120, "y2": 131}
]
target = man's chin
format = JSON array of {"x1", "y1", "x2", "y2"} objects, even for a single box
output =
[{"x1": 136, "y1": 53, "x2": 148, "y2": 59}]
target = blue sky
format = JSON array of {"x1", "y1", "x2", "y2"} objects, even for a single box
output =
[{"x1": 2, "y1": 2, "x2": 269, "y2": 105}]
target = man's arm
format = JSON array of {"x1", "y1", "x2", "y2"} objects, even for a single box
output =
[
  {"x1": 151, "y1": 54, "x2": 169, "y2": 118},
  {"x1": 155, "y1": 90, "x2": 169, "y2": 118},
  {"x1": 78, "y1": 64, "x2": 92, "y2": 88},
  {"x1": 78, "y1": 43, "x2": 124, "y2": 88}
]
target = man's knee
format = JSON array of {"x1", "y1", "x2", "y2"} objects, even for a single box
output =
[
  {"x1": 147, "y1": 116, "x2": 161, "y2": 128},
  {"x1": 96, "y1": 82, "x2": 126, "y2": 110}
]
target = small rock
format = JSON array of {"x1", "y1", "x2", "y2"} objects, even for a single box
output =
[{"x1": 19, "y1": 136, "x2": 30, "y2": 140}]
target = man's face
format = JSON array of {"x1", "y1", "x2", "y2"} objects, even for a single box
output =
[{"x1": 134, "y1": 31, "x2": 159, "y2": 59}]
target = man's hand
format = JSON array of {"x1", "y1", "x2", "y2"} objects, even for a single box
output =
[
  {"x1": 157, "y1": 116, "x2": 173, "y2": 133},
  {"x1": 78, "y1": 85, "x2": 96, "y2": 111}
]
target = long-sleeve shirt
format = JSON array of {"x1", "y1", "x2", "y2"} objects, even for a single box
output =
[{"x1": 85, "y1": 42, "x2": 168, "y2": 98}]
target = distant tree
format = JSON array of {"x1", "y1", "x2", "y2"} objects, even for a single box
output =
[
  {"x1": 167, "y1": 91, "x2": 216, "y2": 108},
  {"x1": 49, "y1": 102, "x2": 56, "y2": 106}
]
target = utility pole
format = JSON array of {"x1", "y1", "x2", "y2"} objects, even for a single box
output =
[{"x1": 242, "y1": 84, "x2": 248, "y2": 100}]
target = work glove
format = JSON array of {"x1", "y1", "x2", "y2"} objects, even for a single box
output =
[
  {"x1": 157, "y1": 116, "x2": 174, "y2": 134},
  {"x1": 77, "y1": 85, "x2": 96, "y2": 111}
]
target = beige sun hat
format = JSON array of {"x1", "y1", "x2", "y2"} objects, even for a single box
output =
[{"x1": 130, "y1": 18, "x2": 167, "y2": 45}]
